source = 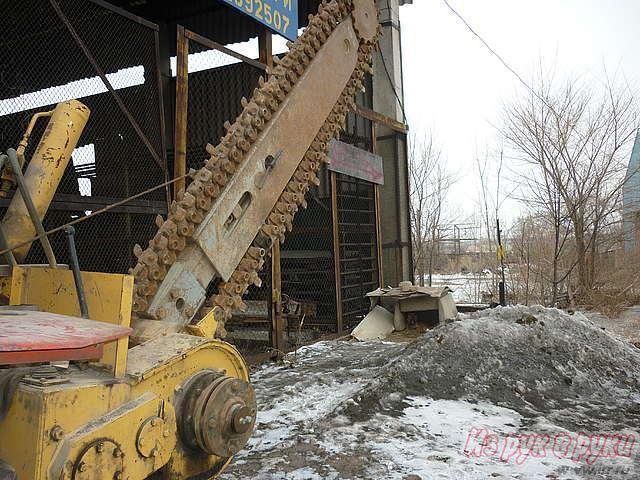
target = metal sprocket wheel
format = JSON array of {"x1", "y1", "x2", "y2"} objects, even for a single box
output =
[{"x1": 352, "y1": 0, "x2": 378, "y2": 44}]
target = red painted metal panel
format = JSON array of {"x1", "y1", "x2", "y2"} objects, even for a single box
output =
[
  {"x1": 0, "y1": 344, "x2": 104, "y2": 365},
  {"x1": 0, "y1": 310, "x2": 131, "y2": 355}
]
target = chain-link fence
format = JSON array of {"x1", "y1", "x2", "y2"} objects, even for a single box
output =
[
  {"x1": 279, "y1": 175, "x2": 336, "y2": 347},
  {"x1": 182, "y1": 39, "x2": 263, "y2": 172},
  {"x1": 0, "y1": 0, "x2": 167, "y2": 273}
]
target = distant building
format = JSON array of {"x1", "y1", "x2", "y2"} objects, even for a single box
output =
[{"x1": 623, "y1": 130, "x2": 640, "y2": 253}]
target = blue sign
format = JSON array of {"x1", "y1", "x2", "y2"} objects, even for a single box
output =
[{"x1": 221, "y1": 0, "x2": 298, "y2": 41}]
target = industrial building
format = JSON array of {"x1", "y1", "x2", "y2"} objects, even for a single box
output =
[
  {"x1": 624, "y1": 130, "x2": 640, "y2": 255},
  {"x1": 0, "y1": 0, "x2": 412, "y2": 357}
]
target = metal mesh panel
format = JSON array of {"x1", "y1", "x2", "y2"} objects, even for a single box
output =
[
  {"x1": 184, "y1": 41, "x2": 263, "y2": 171},
  {"x1": 0, "y1": 0, "x2": 167, "y2": 273},
  {"x1": 337, "y1": 114, "x2": 379, "y2": 329},
  {"x1": 281, "y1": 179, "x2": 336, "y2": 344},
  {"x1": 335, "y1": 174, "x2": 379, "y2": 328}
]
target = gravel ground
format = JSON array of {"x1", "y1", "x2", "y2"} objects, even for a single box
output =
[{"x1": 220, "y1": 306, "x2": 640, "y2": 479}]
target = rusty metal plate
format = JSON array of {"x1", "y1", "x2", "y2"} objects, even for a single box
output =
[
  {"x1": 352, "y1": 0, "x2": 378, "y2": 44},
  {"x1": 327, "y1": 138, "x2": 384, "y2": 184},
  {"x1": 196, "y1": 19, "x2": 359, "y2": 280}
]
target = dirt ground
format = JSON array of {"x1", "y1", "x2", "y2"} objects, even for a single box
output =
[
  {"x1": 586, "y1": 305, "x2": 640, "y2": 343},
  {"x1": 219, "y1": 306, "x2": 640, "y2": 480}
]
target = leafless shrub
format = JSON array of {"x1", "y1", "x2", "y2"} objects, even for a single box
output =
[
  {"x1": 409, "y1": 133, "x2": 457, "y2": 286},
  {"x1": 500, "y1": 68, "x2": 640, "y2": 310}
]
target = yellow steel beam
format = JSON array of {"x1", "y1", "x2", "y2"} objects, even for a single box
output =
[{"x1": 1, "y1": 100, "x2": 90, "y2": 261}]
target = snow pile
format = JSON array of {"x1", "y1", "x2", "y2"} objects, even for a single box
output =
[{"x1": 344, "y1": 305, "x2": 640, "y2": 432}]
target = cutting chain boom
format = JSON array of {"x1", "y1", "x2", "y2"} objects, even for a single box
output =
[{"x1": 130, "y1": 0, "x2": 380, "y2": 341}]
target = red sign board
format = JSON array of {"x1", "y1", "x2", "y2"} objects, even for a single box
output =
[{"x1": 327, "y1": 139, "x2": 384, "y2": 185}]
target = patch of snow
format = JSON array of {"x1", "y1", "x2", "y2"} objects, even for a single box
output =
[{"x1": 430, "y1": 273, "x2": 493, "y2": 303}]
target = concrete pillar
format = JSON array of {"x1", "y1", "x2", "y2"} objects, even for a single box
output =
[{"x1": 373, "y1": 0, "x2": 412, "y2": 286}]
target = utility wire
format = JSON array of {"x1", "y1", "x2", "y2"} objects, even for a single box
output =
[
  {"x1": 441, "y1": 0, "x2": 556, "y2": 113},
  {"x1": 0, "y1": 169, "x2": 196, "y2": 259}
]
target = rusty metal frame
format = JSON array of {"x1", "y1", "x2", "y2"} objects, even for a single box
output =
[
  {"x1": 354, "y1": 104, "x2": 407, "y2": 134},
  {"x1": 154, "y1": 29, "x2": 171, "y2": 208},
  {"x1": 270, "y1": 241, "x2": 284, "y2": 354},
  {"x1": 258, "y1": 29, "x2": 273, "y2": 69},
  {"x1": 256, "y1": 27, "x2": 284, "y2": 353},
  {"x1": 174, "y1": 25, "x2": 190, "y2": 198},
  {"x1": 0, "y1": 195, "x2": 167, "y2": 216},
  {"x1": 49, "y1": 0, "x2": 167, "y2": 172},
  {"x1": 173, "y1": 25, "x2": 285, "y2": 346},
  {"x1": 349, "y1": 106, "x2": 412, "y2": 286},
  {"x1": 184, "y1": 29, "x2": 267, "y2": 71},
  {"x1": 393, "y1": 129, "x2": 403, "y2": 280},
  {"x1": 371, "y1": 122, "x2": 384, "y2": 288},
  {"x1": 400, "y1": 131, "x2": 414, "y2": 281},
  {"x1": 330, "y1": 171, "x2": 343, "y2": 334},
  {"x1": 88, "y1": 0, "x2": 159, "y2": 30},
  {"x1": 173, "y1": 26, "x2": 268, "y2": 199}
]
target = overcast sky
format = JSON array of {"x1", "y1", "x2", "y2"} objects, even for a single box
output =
[{"x1": 399, "y1": 0, "x2": 640, "y2": 223}]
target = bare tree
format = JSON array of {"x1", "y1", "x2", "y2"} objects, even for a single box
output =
[
  {"x1": 409, "y1": 134, "x2": 457, "y2": 286},
  {"x1": 502, "y1": 71, "x2": 639, "y2": 299},
  {"x1": 474, "y1": 147, "x2": 504, "y2": 301}
]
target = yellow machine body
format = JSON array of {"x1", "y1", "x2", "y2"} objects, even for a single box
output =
[
  {"x1": 2, "y1": 265, "x2": 133, "y2": 375},
  {"x1": 0, "y1": 266, "x2": 252, "y2": 479},
  {"x1": 1, "y1": 99, "x2": 90, "y2": 261}
]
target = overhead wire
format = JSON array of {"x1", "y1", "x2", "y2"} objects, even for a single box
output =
[{"x1": 440, "y1": 0, "x2": 558, "y2": 114}]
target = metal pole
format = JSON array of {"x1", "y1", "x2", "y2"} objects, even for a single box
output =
[
  {"x1": 5, "y1": 149, "x2": 57, "y2": 267},
  {"x1": 174, "y1": 25, "x2": 189, "y2": 199},
  {"x1": 258, "y1": 27, "x2": 273, "y2": 69},
  {"x1": 331, "y1": 171, "x2": 343, "y2": 334},
  {"x1": 0, "y1": 155, "x2": 15, "y2": 268},
  {"x1": 270, "y1": 241, "x2": 283, "y2": 355},
  {"x1": 496, "y1": 217, "x2": 506, "y2": 306},
  {"x1": 0, "y1": 224, "x2": 17, "y2": 268},
  {"x1": 372, "y1": 122, "x2": 384, "y2": 289},
  {"x1": 153, "y1": 28, "x2": 171, "y2": 209},
  {"x1": 64, "y1": 226, "x2": 89, "y2": 319}
]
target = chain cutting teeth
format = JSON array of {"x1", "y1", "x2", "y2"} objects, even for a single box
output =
[{"x1": 131, "y1": 0, "x2": 380, "y2": 330}]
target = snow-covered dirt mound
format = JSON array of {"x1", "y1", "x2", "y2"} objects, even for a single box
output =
[
  {"x1": 346, "y1": 305, "x2": 640, "y2": 432},
  {"x1": 220, "y1": 306, "x2": 640, "y2": 479}
]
